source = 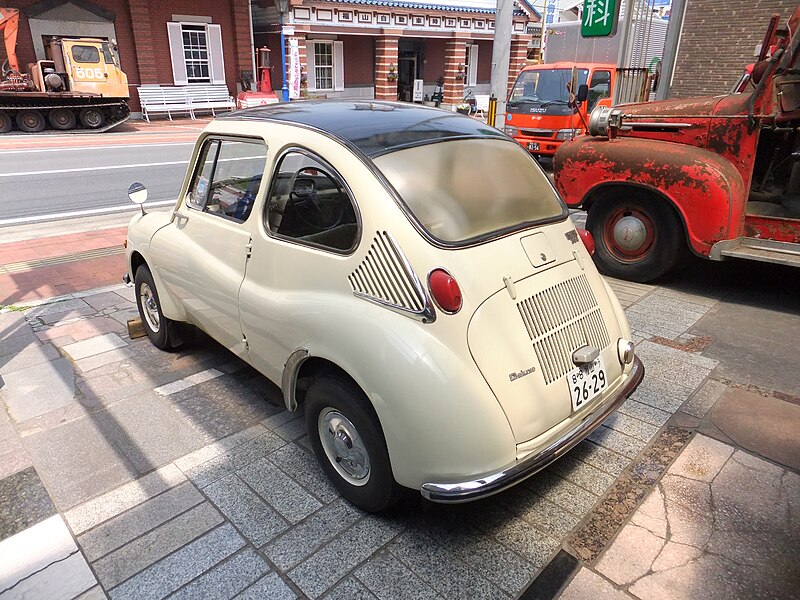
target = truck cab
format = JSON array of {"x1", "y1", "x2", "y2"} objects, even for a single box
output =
[
  {"x1": 504, "y1": 62, "x2": 615, "y2": 158},
  {"x1": 552, "y1": 9, "x2": 800, "y2": 282}
]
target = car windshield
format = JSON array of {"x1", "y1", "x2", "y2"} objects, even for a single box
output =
[
  {"x1": 373, "y1": 138, "x2": 566, "y2": 244},
  {"x1": 508, "y1": 68, "x2": 589, "y2": 105}
]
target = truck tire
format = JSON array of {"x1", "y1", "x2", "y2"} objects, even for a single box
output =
[
  {"x1": 0, "y1": 111, "x2": 11, "y2": 133},
  {"x1": 16, "y1": 110, "x2": 46, "y2": 133},
  {"x1": 587, "y1": 194, "x2": 685, "y2": 282},
  {"x1": 49, "y1": 109, "x2": 76, "y2": 131},
  {"x1": 79, "y1": 107, "x2": 105, "y2": 129}
]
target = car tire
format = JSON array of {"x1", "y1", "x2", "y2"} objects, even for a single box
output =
[
  {"x1": 587, "y1": 194, "x2": 685, "y2": 282},
  {"x1": 305, "y1": 374, "x2": 400, "y2": 512},
  {"x1": 134, "y1": 265, "x2": 174, "y2": 350}
]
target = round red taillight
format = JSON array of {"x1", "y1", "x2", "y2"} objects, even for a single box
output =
[
  {"x1": 428, "y1": 269, "x2": 462, "y2": 314},
  {"x1": 577, "y1": 228, "x2": 596, "y2": 256}
]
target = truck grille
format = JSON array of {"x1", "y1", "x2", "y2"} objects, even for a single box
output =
[
  {"x1": 521, "y1": 129, "x2": 556, "y2": 138},
  {"x1": 348, "y1": 231, "x2": 425, "y2": 313},
  {"x1": 516, "y1": 274, "x2": 610, "y2": 384}
]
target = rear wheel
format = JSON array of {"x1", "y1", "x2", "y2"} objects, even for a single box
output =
[
  {"x1": 134, "y1": 265, "x2": 175, "y2": 350},
  {"x1": 49, "y1": 108, "x2": 76, "y2": 130},
  {"x1": 305, "y1": 374, "x2": 400, "y2": 512},
  {"x1": 16, "y1": 110, "x2": 46, "y2": 133},
  {"x1": 587, "y1": 194, "x2": 685, "y2": 282},
  {"x1": 0, "y1": 111, "x2": 12, "y2": 133},
  {"x1": 79, "y1": 107, "x2": 105, "y2": 129}
]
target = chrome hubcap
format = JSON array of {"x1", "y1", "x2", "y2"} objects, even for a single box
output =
[
  {"x1": 319, "y1": 409, "x2": 370, "y2": 486},
  {"x1": 613, "y1": 215, "x2": 648, "y2": 251},
  {"x1": 139, "y1": 283, "x2": 160, "y2": 333}
]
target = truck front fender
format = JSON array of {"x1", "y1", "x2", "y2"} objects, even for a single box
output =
[{"x1": 554, "y1": 137, "x2": 747, "y2": 256}]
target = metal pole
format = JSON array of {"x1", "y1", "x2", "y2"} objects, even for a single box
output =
[
  {"x1": 655, "y1": 0, "x2": 687, "y2": 100},
  {"x1": 612, "y1": 0, "x2": 635, "y2": 105},
  {"x1": 248, "y1": 0, "x2": 257, "y2": 91},
  {"x1": 279, "y1": 12, "x2": 290, "y2": 102},
  {"x1": 490, "y1": 0, "x2": 514, "y2": 116}
]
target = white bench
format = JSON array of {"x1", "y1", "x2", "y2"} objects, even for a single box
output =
[
  {"x1": 184, "y1": 85, "x2": 236, "y2": 117},
  {"x1": 137, "y1": 86, "x2": 195, "y2": 121}
]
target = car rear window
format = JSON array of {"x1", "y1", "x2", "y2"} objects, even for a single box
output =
[{"x1": 373, "y1": 138, "x2": 566, "y2": 244}]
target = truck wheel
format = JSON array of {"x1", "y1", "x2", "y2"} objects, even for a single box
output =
[
  {"x1": 79, "y1": 107, "x2": 106, "y2": 129},
  {"x1": 134, "y1": 265, "x2": 175, "y2": 350},
  {"x1": 49, "y1": 109, "x2": 76, "y2": 131},
  {"x1": 305, "y1": 374, "x2": 401, "y2": 512},
  {"x1": 0, "y1": 111, "x2": 12, "y2": 133},
  {"x1": 16, "y1": 110, "x2": 46, "y2": 133},
  {"x1": 587, "y1": 195, "x2": 684, "y2": 282}
]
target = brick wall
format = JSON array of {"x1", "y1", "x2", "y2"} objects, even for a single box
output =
[{"x1": 671, "y1": 0, "x2": 797, "y2": 98}]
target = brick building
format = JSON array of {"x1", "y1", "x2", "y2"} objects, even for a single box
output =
[
  {"x1": 253, "y1": 0, "x2": 538, "y2": 107},
  {"x1": 1, "y1": 0, "x2": 538, "y2": 114},
  {"x1": 1, "y1": 0, "x2": 254, "y2": 111},
  {"x1": 670, "y1": 0, "x2": 797, "y2": 98}
]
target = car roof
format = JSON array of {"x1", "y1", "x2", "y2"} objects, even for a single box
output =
[{"x1": 217, "y1": 100, "x2": 506, "y2": 158}]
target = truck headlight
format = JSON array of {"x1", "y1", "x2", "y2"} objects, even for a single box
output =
[
  {"x1": 555, "y1": 128, "x2": 582, "y2": 140},
  {"x1": 503, "y1": 126, "x2": 519, "y2": 136}
]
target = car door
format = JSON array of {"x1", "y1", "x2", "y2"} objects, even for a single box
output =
[
  {"x1": 150, "y1": 136, "x2": 268, "y2": 355},
  {"x1": 239, "y1": 148, "x2": 360, "y2": 382}
]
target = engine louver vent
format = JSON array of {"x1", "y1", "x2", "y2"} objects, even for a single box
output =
[
  {"x1": 348, "y1": 231, "x2": 428, "y2": 316},
  {"x1": 517, "y1": 274, "x2": 610, "y2": 385}
]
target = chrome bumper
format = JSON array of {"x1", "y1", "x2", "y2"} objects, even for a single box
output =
[{"x1": 420, "y1": 356, "x2": 644, "y2": 503}]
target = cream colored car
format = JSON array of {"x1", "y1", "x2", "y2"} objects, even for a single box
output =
[{"x1": 124, "y1": 101, "x2": 643, "y2": 512}]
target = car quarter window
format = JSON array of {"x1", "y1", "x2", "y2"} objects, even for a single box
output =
[
  {"x1": 186, "y1": 138, "x2": 268, "y2": 223},
  {"x1": 265, "y1": 151, "x2": 358, "y2": 252}
]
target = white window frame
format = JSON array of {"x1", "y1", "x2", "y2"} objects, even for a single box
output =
[
  {"x1": 167, "y1": 21, "x2": 225, "y2": 85},
  {"x1": 467, "y1": 44, "x2": 479, "y2": 87},
  {"x1": 305, "y1": 39, "x2": 344, "y2": 92}
]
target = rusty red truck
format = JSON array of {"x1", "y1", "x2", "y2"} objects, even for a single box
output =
[{"x1": 553, "y1": 8, "x2": 800, "y2": 282}]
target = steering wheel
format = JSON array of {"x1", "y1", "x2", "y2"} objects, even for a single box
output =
[{"x1": 288, "y1": 178, "x2": 345, "y2": 230}]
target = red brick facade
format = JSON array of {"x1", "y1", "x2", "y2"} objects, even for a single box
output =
[{"x1": 671, "y1": 0, "x2": 798, "y2": 99}]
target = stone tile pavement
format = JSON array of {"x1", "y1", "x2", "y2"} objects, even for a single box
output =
[{"x1": 0, "y1": 278, "x2": 791, "y2": 599}]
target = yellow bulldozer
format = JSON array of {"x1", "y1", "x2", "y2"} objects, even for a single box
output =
[{"x1": 0, "y1": 7, "x2": 130, "y2": 132}]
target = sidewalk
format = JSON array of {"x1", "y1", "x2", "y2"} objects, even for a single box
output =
[
  {"x1": 1, "y1": 261, "x2": 797, "y2": 599},
  {"x1": 0, "y1": 226, "x2": 127, "y2": 305}
]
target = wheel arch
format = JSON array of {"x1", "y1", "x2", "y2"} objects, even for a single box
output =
[
  {"x1": 129, "y1": 251, "x2": 187, "y2": 322},
  {"x1": 581, "y1": 182, "x2": 699, "y2": 257},
  {"x1": 282, "y1": 351, "x2": 365, "y2": 413}
]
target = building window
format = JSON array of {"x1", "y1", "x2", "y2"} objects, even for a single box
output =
[
  {"x1": 167, "y1": 21, "x2": 225, "y2": 86},
  {"x1": 182, "y1": 25, "x2": 210, "y2": 82},
  {"x1": 314, "y1": 42, "x2": 333, "y2": 90}
]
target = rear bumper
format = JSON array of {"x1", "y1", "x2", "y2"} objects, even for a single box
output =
[{"x1": 420, "y1": 355, "x2": 644, "y2": 503}]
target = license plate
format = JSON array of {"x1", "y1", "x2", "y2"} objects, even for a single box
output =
[
  {"x1": 567, "y1": 356, "x2": 608, "y2": 413},
  {"x1": 527, "y1": 142, "x2": 540, "y2": 151}
]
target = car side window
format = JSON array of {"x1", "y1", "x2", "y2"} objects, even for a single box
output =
[
  {"x1": 266, "y1": 151, "x2": 358, "y2": 252},
  {"x1": 186, "y1": 138, "x2": 267, "y2": 223},
  {"x1": 587, "y1": 70, "x2": 611, "y2": 111}
]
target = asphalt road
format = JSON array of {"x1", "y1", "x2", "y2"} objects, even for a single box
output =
[{"x1": 0, "y1": 141, "x2": 195, "y2": 225}]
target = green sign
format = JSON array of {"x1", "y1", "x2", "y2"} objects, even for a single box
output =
[{"x1": 581, "y1": 0, "x2": 621, "y2": 37}]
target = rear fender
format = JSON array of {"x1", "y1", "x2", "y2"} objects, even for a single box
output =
[{"x1": 554, "y1": 137, "x2": 747, "y2": 256}]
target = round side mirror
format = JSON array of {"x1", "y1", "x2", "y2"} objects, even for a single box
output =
[{"x1": 128, "y1": 182, "x2": 148, "y2": 204}]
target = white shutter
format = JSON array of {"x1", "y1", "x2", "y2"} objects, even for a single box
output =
[
  {"x1": 468, "y1": 44, "x2": 478, "y2": 87},
  {"x1": 167, "y1": 22, "x2": 188, "y2": 85},
  {"x1": 207, "y1": 24, "x2": 225, "y2": 84},
  {"x1": 333, "y1": 41, "x2": 344, "y2": 91},
  {"x1": 305, "y1": 40, "x2": 316, "y2": 91}
]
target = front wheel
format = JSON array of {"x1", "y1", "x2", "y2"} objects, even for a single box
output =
[
  {"x1": 305, "y1": 374, "x2": 400, "y2": 512},
  {"x1": 587, "y1": 195, "x2": 685, "y2": 282},
  {"x1": 134, "y1": 265, "x2": 175, "y2": 350}
]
